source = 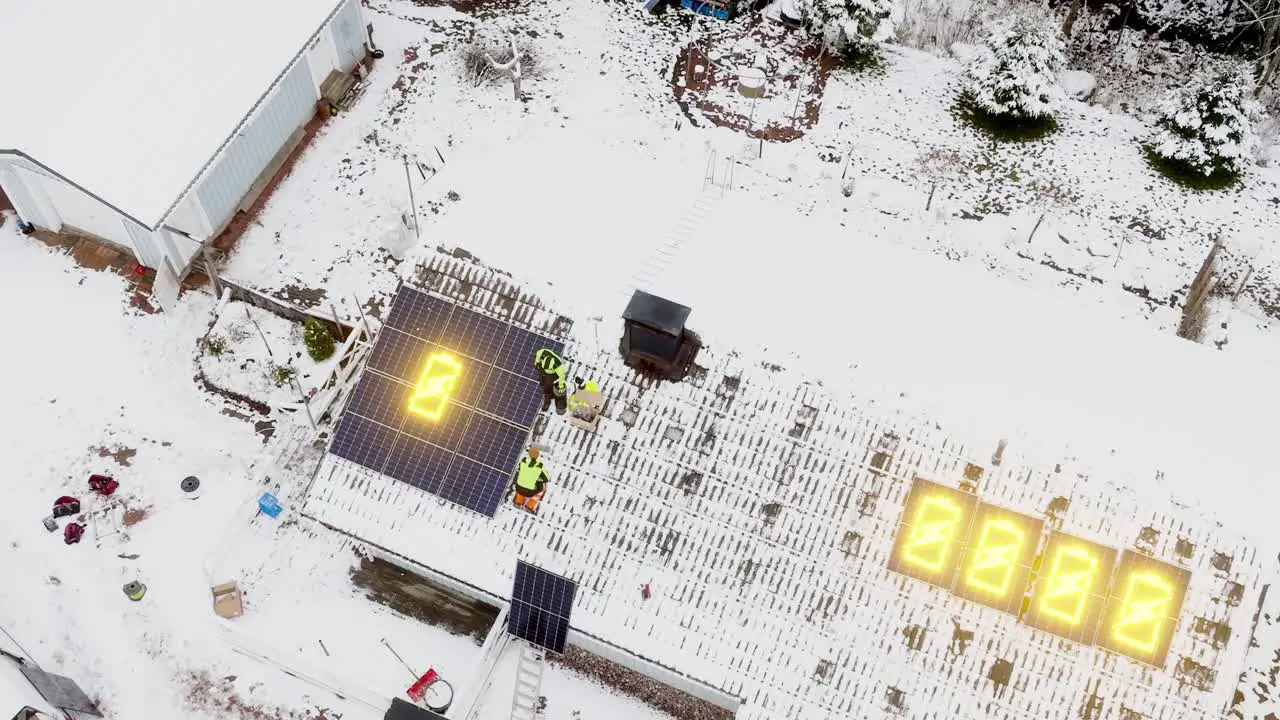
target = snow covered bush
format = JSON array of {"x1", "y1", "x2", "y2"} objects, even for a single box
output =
[
  {"x1": 303, "y1": 317, "x2": 335, "y2": 362},
  {"x1": 460, "y1": 21, "x2": 540, "y2": 99},
  {"x1": 960, "y1": 12, "x2": 1066, "y2": 140},
  {"x1": 1145, "y1": 60, "x2": 1261, "y2": 189},
  {"x1": 799, "y1": 0, "x2": 892, "y2": 62}
]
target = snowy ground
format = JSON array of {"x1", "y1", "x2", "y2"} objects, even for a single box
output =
[
  {"x1": 9, "y1": 0, "x2": 1280, "y2": 718},
  {"x1": 0, "y1": 217, "x2": 680, "y2": 719},
  {"x1": 221, "y1": 0, "x2": 1280, "y2": 355},
  {"x1": 198, "y1": 300, "x2": 341, "y2": 409}
]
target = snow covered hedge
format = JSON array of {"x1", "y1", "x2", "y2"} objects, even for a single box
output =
[
  {"x1": 960, "y1": 12, "x2": 1066, "y2": 140},
  {"x1": 1145, "y1": 60, "x2": 1261, "y2": 188},
  {"x1": 799, "y1": 0, "x2": 892, "y2": 60}
]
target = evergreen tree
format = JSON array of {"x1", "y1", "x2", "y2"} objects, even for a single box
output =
[
  {"x1": 1146, "y1": 60, "x2": 1259, "y2": 181},
  {"x1": 303, "y1": 317, "x2": 336, "y2": 362},
  {"x1": 801, "y1": 0, "x2": 892, "y2": 58},
  {"x1": 966, "y1": 13, "x2": 1066, "y2": 122}
]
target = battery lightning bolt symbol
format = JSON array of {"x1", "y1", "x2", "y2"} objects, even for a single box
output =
[{"x1": 901, "y1": 495, "x2": 962, "y2": 573}]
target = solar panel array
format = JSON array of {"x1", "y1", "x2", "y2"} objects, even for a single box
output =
[
  {"x1": 328, "y1": 285, "x2": 565, "y2": 517},
  {"x1": 509, "y1": 561, "x2": 578, "y2": 654}
]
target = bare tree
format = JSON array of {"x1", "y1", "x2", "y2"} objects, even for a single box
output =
[
  {"x1": 485, "y1": 33, "x2": 523, "y2": 101},
  {"x1": 459, "y1": 21, "x2": 536, "y2": 101},
  {"x1": 1239, "y1": 0, "x2": 1280, "y2": 95},
  {"x1": 1061, "y1": 0, "x2": 1086, "y2": 38}
]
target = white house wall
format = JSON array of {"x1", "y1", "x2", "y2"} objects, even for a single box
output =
[
  {"x1": 193, "y1": 58, "x2": 318, "y2": 236},
  {"x1": 165, "y1": 191, "x2": 214, "y2": 239},
  {"x1": 26, "y1": 167, "x2": 133, "y2": 248},
  {"x1": 330, "y1": 0, "x2": 366, "y2": 72},
  {"x1": 305, "y1": 25, "x2": 341, "y2": 87},
  {"x1": 0, "y1": 161, "x2": 58, "y2": 230}
]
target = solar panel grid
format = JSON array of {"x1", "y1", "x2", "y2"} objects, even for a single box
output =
[
  {"x1": 366, "y1": 328, "x2": 427, "y2": 383},
  {"x1": 439, "y1": 456, "x2": 510, "y2": 517},
  {"x1": 509, "y1": 561, "x2": 578, "y2": 653},
  {"x1": 330, "y1": 284, "x2": 566, "y2": 517},
  {"x1": 476, "y1": 370, "x2": 544, "y2": 427}
]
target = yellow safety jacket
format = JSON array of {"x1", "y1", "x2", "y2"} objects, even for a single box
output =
[{"x1": 516, "y1": 457, "x2": 548, "y2": 491}]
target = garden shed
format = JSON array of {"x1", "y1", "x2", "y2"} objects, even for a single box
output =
[{"x1": 0, "y1": 0, "x2": 369, "y2": 278}]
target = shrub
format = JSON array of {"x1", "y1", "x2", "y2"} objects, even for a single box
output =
[
  {"x1": 271, "y1": 364, "x2": 299, "y2": 387},
  {"x1": 303, "y1": 317, "x2": 335, "y2": 362},
  {"x1": 800, "y1": 0, "x2": 892, "y2": 62},
  {"x1": 202, "y1": 335, "x2": 228, "y2": 356},
  {"x1": 1144, "y1": 60, "x2": 1260, "y2": 190},
  {"x1": 962, "y1": 12, "x2": 1066, "y2": 141}
]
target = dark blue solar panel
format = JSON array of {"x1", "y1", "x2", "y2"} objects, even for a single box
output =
[
  {"x1": 382, "y1": 435, "x2": 452, "y2": 494},
  {"x1": 366, "y1": 327, "x2": 426, "y2": 384},
  {"x1": 509, "y1": 561, "x2": 577, "y2": 653},
  {"x1": 343, "y1": 372, "x2": 410, "y2": 429},
  {"x1": 385, "y1": 287, "x2": 450, "y2": 343},
  {"x1": 329, "y1": 413, "x2": 397, "y2": 472},
  {"x1": 401, "y1": 403, "x2": 474, "y2": 450},
  {"x1": 440, "y1": 309, "x2": 512, "y2": 361},
  {"x1": 437, "y1": 456, "x2": 509, "y2": 518},
  {"x1": 457, "y1": 412, "x2": 529, "y2": 471},
  {"x1": 331, "y1": 284, "x2": 562, "y2": 517},
  {"x1": 475, "y1": 370, "x2": 543, "y2": 427},
  {"x1": 492, "y1": 328, "x2": 564, "y2": 382}
]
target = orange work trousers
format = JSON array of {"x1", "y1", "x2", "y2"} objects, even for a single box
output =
[{"x1": 513, "y1": 487, "x2": 545, "y2": 512}]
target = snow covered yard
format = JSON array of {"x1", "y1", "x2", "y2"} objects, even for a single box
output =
[
  {"x1": 219, "y1": 0, "x2": 1280, "y2": 360},
  {"x1": 0, "y1": 219, "x2": 378, "y2": 720},
  {"x1": 198, "y1": 300, "x2": 342, "y2": 410}
]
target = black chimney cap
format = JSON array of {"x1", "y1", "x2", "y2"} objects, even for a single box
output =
[{"x1": 622, "y1": 290, "x2": 691, "y2": 337}]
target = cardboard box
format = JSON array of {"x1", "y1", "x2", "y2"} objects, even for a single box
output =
[{"x1": 211, "y1": 581, "x2": 244, "y2": 619}]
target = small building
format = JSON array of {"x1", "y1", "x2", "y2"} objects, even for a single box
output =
[{"x1": 0, "y1": 0, "x2": 370, "y2": 278}]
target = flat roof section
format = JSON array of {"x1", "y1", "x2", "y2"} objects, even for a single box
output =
[{"x1": 0, "y1": 0, "x2": 343, "y2": 228}]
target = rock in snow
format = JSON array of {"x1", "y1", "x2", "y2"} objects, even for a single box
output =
[{"x1": 1059, "y1": 69, "x2": 1097, "y2": 101}]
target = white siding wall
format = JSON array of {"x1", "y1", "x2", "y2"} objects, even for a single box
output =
[
  {"x1": 193, "y1": 58, "x2": 318, "y2": 236},
  {"x1": 0, "y1": 161, "x2": 58, "y2": 229},
  {"x1": 330, "y1": 0, "x2": 366, "y2": 72},
  {"x1": 165, "y1": 192, "x2": 214, "y2": 239},
  {"x1": 305, "y1": 26, "x2": 341, "y2": 87},
  {"x1": 31, "y1": 170, "x2": 134, "y2": 247}
]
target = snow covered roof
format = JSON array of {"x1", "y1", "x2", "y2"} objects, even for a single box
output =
[
  {"x1": 0, "y1": 0, "x2": 346, "y2": 229},
  {"x1": 300, "y1": 254, "x2": 1279, "y2": 719}
]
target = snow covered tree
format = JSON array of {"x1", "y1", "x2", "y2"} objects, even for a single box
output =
[
  {"x1": 1145, "y1": 60, "x2": 1261, "y2": 187},
  {"x1": 460, "y1": 21, "x2": 537, "y2": 100},
  {"x1": 799, "y1": 0, "x2": 892, "y2": 60},
  {"x1": 963, "y1": 13, "x2": 1066, "y2": 138}
]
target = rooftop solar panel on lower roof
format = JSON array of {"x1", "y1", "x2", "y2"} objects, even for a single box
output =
[
  {"x1": 438, "y1": 456, "x2": 510, "y2": 518},
  {"x1": 329, "y1": 414, "x2": 397, "y2": 474},
  {"x1": 509, "y1": 561, "x2": 578, "y2": 654},
  {"x1": 328, "y1": 285, "x2": 562, "y2": 517}
]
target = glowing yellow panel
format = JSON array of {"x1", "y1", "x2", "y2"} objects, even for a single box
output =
[
  {"x1": 953, "y1": 504, "x2": 1044, "y2": 615},
  {"x1": 902, "y1": 495, "x2": 963, "y2": 572},
  {"x1": 1097, "y1": 551, "x2": 1190, "y2": 668},
  {"x1": 1023, "y1": 532, "x2": 1117, "y2": 646},
  {"x1": 887, "y1": 477, "x2": 976, "y2": 589},
  {"x1": 407, "y1": 352, "x2": 463, "y2": 421}
]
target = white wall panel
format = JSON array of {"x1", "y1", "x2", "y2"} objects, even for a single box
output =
[
  {"x1": 32, "y1": 170, "x2": 132, "y2": 246},
  {"x1": 0, "y1": 163, "x2": 58, "y2": 230},
  {"x1": 194, "y1": 59, "x2": 318, "y2": 234},
  {"x1": 330, "y1": 0, "x2": 365, "y2": 72}
]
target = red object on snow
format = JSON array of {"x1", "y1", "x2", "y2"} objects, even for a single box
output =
[
  {"x1": 52, "y1": 496, "x2": 81, "y2": 519},
  {"x1": 89, "y1": 474, "x2": 119, "y2": 496},
  {"x1": 406, "y1": 668, "x2": 439, "y2": 701},
  {"x1": 63, "y1": 523, "x2": 84, "y2": 545},
  {"x1": 641, "y1": 582, "x2": 651, "y2": 600}
]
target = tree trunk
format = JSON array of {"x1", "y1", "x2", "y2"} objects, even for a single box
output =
[
  {"x1": 1062, "y1": 0, "x2": 1086, "y2": 37},
  {"x1": 1257, "y1": 5, "x2": 1280, "y2": 95}
]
